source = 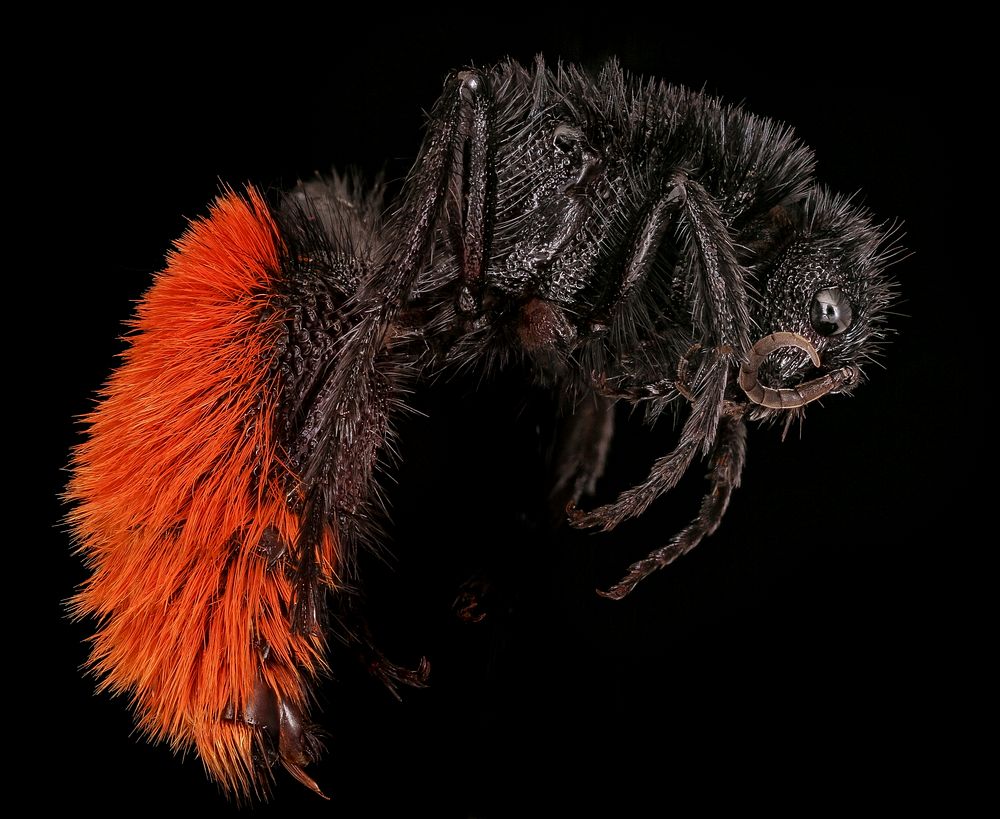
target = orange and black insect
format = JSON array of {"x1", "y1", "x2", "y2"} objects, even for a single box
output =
[{"x1": 67, "y1": 58, "x2": 898, "y2": 799}]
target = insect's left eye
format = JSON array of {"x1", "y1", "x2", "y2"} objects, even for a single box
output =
[{"x1": 810, "y1": 287, "x2": 853, "y2": 336}]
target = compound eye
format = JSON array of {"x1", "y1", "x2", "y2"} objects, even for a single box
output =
[{"x1": 809, "y1": 287, "x2": 853, "y2": 336}]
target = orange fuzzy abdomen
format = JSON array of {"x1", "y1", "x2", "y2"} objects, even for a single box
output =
[{"x1": 67, "y1": 188, "x2": 333, "y2": 797}]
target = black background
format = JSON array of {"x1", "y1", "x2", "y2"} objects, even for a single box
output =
[{"x1": 44, "y1": 23, "x2": 967, "y2": 815}]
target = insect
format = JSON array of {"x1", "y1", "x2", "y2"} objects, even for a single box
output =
[{"x1": 67, "y1": 57, "x2": 898, "y2": 799}]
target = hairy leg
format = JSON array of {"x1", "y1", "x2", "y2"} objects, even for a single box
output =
[
  {"x1": 279, "y1": 179, "x2": 431, "y2": 693},
  {"x1": 598, "y1": 412, "x2": 747, "y2": 599},
  {"x1": 569, "y1": 176, "x2": 752, "y2": 531},
  {"x1": 568, "y1": 351, "x2": 728, "y2": 530},
  {"x1": 279, "y1": 75, "x2": 500, "y2": 690},
  {"x1": 550, "y1": 394, "x2": 616, "y2": 514}
]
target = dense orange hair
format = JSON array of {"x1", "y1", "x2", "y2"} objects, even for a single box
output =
[{"x1": 67, "y1": 187, "x2": 334, "y2": 798}]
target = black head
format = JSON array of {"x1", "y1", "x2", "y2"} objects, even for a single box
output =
[{"x1": 738, "y1": 190, "x2": 898, "y2": 417}]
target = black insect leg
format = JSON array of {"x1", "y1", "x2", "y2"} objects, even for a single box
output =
[
  {"x1": 583, "y1": 180, "x2": 687, "y2": 397},
  {"x1": 681, "y1": 180, "x2": 753, "y2": 358},
  {"x1": 288, "y1": 73, "x2": 497, "y2": 691},
  {"x1": 652, "y1": 178, "x2": 752, "y2": 452},
  {"x1": 598, "y1": 413, "x2": 747, "y2": 599},
  {"x1": 569, "y1": 178, "x2": 752, "y2": 530},
  {"x1": 672, "y1": 178, "x2": 752, "y2": 452},
  {"x1": 327, "y1": 67, "x2": 495, "y2": 525},
  {"x1": 609, "y1": 178, "x2": 687, "y2": 310},
  {"x1": 593, "y1": 344, "x2": 699, "y2": 402},
  {"x1": 550, "y1": 394, "x2": 616, "y2": 517},
  {"x1": 568, "y1": 362, "x2": 726, "y2": 530},
  {"x1": 453, "y1": 72, "x2": 496, "y2": 313},
  {"x1": 293, "y1": 69, "x2": 496, "y2": 545},
  {"x1": 328, "y1": 594, "x2": 431, "y2": 699}
]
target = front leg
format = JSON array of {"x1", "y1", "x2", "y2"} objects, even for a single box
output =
[
  {"x1": 569, "y1": 176, "x2": 752, "y2": 531},
  {"x1": 597, "y1": 412, "x2": 747, "y2": 599},
  {"x1": 568, "y1": 367, "x2": 726, "y2": 531}
]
